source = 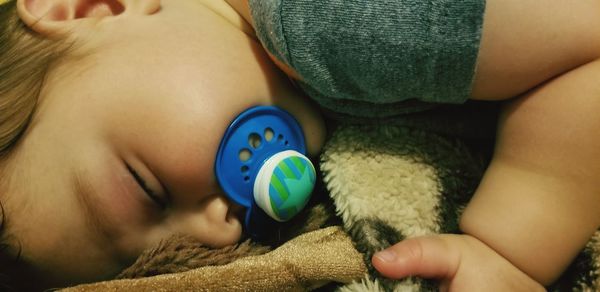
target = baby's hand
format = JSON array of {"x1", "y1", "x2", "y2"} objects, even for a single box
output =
[{"x1": 372, "y1": 234, "x2": 545, "y2": 291}]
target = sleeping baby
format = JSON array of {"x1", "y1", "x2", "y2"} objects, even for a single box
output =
[{"x1": 0, "y1": 0, "x2": 599, "y2": 290}]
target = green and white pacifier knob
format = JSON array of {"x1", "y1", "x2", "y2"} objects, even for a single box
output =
[{"x1": 253, "y1": 150, "x2": 316, "y2": 222}]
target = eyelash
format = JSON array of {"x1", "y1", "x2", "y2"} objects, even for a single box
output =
[{"x1": 126, "y1": 164, "x2": 167, "y2": 210}]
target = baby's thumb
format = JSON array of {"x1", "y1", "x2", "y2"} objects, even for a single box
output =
[{"x1": 372, "y1": 235, "x2": 460, "y2": 280}]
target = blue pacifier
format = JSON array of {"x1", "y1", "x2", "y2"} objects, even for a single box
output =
[{"x1": 215, "y1": 106, "x2": 316, "y2": 239}]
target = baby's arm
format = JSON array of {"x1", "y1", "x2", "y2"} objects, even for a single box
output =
[
  {"x1": 373, "y1": 66, "x2": 600, "y2": 287},
  {"x1": 375, "y1": 0, "x2": 600, "y2": 286},
  {"x1": 460, "y1": 66, "x2": 600, "y2": 284},
  {"x1": 460, "y1": 0, "x2": 600, "y2": 283},
  {"x1": 374, "y1": 79, "x2": 600, "y2": 287}
]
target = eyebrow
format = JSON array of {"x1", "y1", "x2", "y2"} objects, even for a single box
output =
[{"x1": 72, "y1": 170, "x2": 115, "y2": 250}]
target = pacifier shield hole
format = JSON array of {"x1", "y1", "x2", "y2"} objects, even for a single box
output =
[
  {"x1": 248, "y1": 133, "x2": 262, "y2": 149},
  {"x1": 277, "y1": 134, "x2": 284, "y2": 142},
  {"x1": 264, "y1": 128, "x2": 274, "y2": 142},
  {"x1": 241, "y1": 165, "x2": 249, "y2": 173},
  {"x1": 239, "y1": 149, "x2": 252, "y2": 161}
]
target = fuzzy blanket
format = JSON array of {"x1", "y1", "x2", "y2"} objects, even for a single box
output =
[{"x1": 65, "y1": 104, "x2": 600, "y2": 291}]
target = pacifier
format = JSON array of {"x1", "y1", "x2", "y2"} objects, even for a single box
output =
[{"x1": 215, "y1": 106, "x2": 316, "y2": 239}]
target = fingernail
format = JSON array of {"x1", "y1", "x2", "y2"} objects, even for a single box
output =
[{"x1": 374, "y1": 250, "x2": 397, "y2": 262}]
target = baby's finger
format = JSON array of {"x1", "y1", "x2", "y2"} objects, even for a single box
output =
[{"x1": 371, "y1": 235, "x2": 461, "y2": 280}]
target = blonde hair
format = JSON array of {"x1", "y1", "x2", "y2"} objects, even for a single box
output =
[
  {"x1": 0, "y1": 0, "x2": 71, "y2": 158},
  {"x1": 0, "y1": 0, "x2": 72, "y2": 289}
]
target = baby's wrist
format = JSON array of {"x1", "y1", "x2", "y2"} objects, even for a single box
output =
[{"x1": 459, "y1": 232, "x2": 547, "y2": 285}]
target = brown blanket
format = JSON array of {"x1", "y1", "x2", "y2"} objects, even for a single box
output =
[{"x1": 64, "y1": 227, "x2": 366, "y2": 292}]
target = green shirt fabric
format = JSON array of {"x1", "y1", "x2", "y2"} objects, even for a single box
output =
[{"x1": 249, "y1": 0, "x2": 486, "y2": 118}]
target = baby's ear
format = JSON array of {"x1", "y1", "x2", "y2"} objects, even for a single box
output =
[{"x1": 17, "y1": 0, "x2": 160, "y2": 37}]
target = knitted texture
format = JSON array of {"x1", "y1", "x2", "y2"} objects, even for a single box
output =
[{"x1": 249, "y1": 0, "x2": 486, "y2": 117}]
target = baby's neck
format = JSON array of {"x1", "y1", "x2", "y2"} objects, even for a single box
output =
[{"x1": 197, "y1": 0, "x2": 255, "y2": 38}]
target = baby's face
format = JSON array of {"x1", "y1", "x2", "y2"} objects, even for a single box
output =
[{"x1": 4, "y1": 0, "x2": 324, "y2": 287}]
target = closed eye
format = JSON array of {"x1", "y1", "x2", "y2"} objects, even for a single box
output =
[{"x1": 126, "y1": 163, "x2": 167, "y2": 210}]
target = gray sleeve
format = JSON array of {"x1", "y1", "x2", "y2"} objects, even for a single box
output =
[{"x1": 249, "y1": 0, "x2": 486, "y2": 108}]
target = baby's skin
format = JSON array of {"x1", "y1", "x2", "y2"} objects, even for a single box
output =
[{"x1": 373, "y1": 234, "x2": 544, "y2": 291}]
